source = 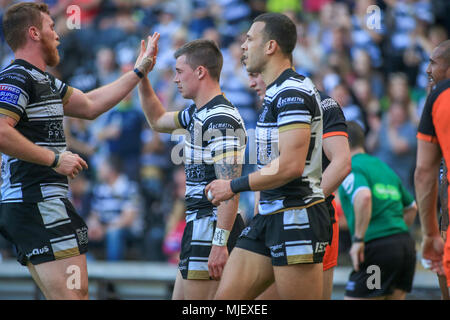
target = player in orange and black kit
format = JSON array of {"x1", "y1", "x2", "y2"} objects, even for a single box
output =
[{"x1": 415, "y1": 39, "x2": 450, "y2": 293}]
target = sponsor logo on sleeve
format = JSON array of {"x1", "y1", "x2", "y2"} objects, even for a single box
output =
[{"x1": 0, "y1": 85, "x2": 21, "y2": 105}]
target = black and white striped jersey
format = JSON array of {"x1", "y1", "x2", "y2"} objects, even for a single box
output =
[
  {"x1": 175, "y1": 94, "x2": 246, "y2": 222},
  {"x1": 0, "y1": 59, "x2": 73, "y2": 203},
  {"x1": 256, "y1": 68, "x2": 324, "y2": 215}
]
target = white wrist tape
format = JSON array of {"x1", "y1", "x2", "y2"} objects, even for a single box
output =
[{"x1": 212, "y1": 228, "x2": 230, "y2": 247}]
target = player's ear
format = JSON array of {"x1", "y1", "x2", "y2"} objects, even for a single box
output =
[
  {"x1": 197, "y1": 66, "x2": 207, "y2": 80},
  {"x1": 265, "y1": 40, "x2": 277, "y2": 55},
  {"x1": 29, "y1": 26, "x2": 41, "y2": 41}
]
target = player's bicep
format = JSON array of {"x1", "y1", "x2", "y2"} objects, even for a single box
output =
[
  {"x1": 278, "y1": 127, "x2": 311, "y2": 173},
  {"x1": 63, "y1": 87, "x2": 94, "y2": 119},
  {"x1": 323, "y1": 135, "x2": 350, "y2": 163},
  {"x1": 416, "y1": 139, "x2": 441, "y2": 171},
  {"x1": 156, "y1": 111, "x2": 183, "y2": 133}
]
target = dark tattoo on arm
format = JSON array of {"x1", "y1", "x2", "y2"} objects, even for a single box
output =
[{"x1": 214, "y1": 157, "x2": 242, "y2": 203}]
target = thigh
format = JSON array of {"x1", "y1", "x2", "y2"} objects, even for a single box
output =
[
  {"x1": 184, "y1": 279, "x2": 220, "y2": 300},
  {"x1": 172, "y1": 271, "x2": 185, "y2": 300},
  {"x1": 255, "y1": 283, "x2": 280, "y2": 300},
  {"x1": 0, "y1": 199, "x2": 88, "y2": 266},
  {"x1": 273, "y1": 263, "x2": 323, "y2": 299},
  {"x1": 323, "y1": 267, "x2": 335, "y2": 300},
  {"x1": 29, "y1": 253, "x2": 88, "y2": 300},
  {"x1": 214, "y1": 247, "x2": 274, "y2": 300}
]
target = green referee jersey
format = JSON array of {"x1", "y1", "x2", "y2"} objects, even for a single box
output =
[{"x1": 338, "y1": 153, "x2": 415, "y2": 242}]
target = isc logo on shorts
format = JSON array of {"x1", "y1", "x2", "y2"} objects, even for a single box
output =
[
  {"x1": 270, "y1": 243, "x2": 285, "y2": 258},
  {"x1": 26, "y1": 246, "x2": 50, "y2": 259},
  {"x1": 314, "y1": 241, "x2": 328, "y2": 254}
]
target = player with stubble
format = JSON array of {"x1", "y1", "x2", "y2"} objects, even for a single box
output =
[
  {"x1": 206, "y1": 13, "x2": 331, "y2": 299},
  {"x1": 137, "y1": 36, "x2": 246, "y2": 299}
]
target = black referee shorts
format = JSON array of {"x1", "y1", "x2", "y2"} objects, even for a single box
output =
[
  {"x1": 0, "y1": 198, "x2": 88, "y2": 266},
  {"x1": 345, "y1": 232, "x2": 416, "y2": 298}
]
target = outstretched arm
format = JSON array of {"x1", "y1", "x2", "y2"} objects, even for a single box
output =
[
  {"x1": 63, "y1": 33, "x2": 160, "y2": 120},
  {"x1": 138, "y1": 76, "x2": 181, "y2": 133},
  {"x1": 137, "y1": 33, "x2": 181, "y2": 133}
]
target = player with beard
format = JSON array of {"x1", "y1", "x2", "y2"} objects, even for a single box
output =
[{"x1": 0, "y1": 2, "x2": 157, "y2": 299}]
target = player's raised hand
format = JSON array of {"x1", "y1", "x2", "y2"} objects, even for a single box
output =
[
  {"x1": 135, "y1": 32, "x2": 160, "y2": 75},
  {"x1": 53, "y1": 151, "x2": 88, "y2": 179}
]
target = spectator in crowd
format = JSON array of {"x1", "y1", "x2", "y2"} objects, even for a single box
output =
[
  {"x1": 381, "y1": 72, "x2": 419, "y2": 124},
  {"x1": 332, "y1": 82, "x2": 366, "y2": 131},
  {"x1": 87, "y1": 156, "x2": 142, "y2": 261},
  {"x1": 351, "y1": 48, "x2": 385, "y2": 99},
  {"x1": 352, "y1": 77, "x2": 381, "y2": 117},
  {"x1": 366, "y1": 100, "x2": 418, "y2": 195},
  {"x1": 96, "y1": 67, "x2": 146, "y2": 181}
]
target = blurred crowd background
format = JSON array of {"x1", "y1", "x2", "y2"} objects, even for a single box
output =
[{"x1": 0, "y1": 0, "x2": 449, "y2": 265}]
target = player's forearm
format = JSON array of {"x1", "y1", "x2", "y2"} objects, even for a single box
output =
[
  {"x1": 415, "y1": 167, "x2": 440, "y2": 236},
  {"x1": 216, "y1": 195, "x2": 240, "y2": 231},
  {"x1": 85, "y1": 71, "x2": 141, "y2": 119},
  {"x1": 214, "y1": 160, "x2": 242, "y2": 231},
  {"x1": 321, "y1": 157, "x2": 351, "y2": 198},
  {"x1": 138, "y1": 77, "x2": 169, "y2": 132},
  {"x1": 0, "y1": 122, "x2": 55, "y2": 166}
]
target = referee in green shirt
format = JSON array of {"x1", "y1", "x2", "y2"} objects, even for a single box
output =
[{"x1": 338, "y1": 121, "x2": 417, "y2": 300}]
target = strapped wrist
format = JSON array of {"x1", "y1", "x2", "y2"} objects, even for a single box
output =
[
  {"x1": 133, "y1": 68, "x2": 144, "y2": 79},
  {"x1": 51, "y1": 152, "x2": 60, "y2": 168},
  {"x1": 230, "y1": 175, "x2": 250, "y2": 194},
  {"x1": 212, "y1": 228, "x2": 230, "y2": 247}
]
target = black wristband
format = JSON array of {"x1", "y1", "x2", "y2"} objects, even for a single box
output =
[
  {"x1": 352, "y1": 236, "x2": 364, "y2": 243},
  {"x1": 51, "y1": 153, "x2": 60, "y2": 168},
  {"x1": 133, "y1": 68, "x2": 144, "y2": 79},
  {"x1": 230, "y1": 176, "x2": 250, "y2": 194}
]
